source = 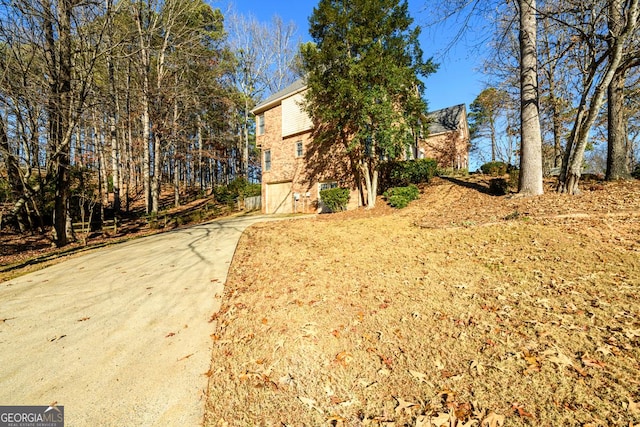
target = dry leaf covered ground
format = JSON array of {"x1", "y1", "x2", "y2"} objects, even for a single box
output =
[{"x1": 205, "y1": 177, "x2": 640, "y2": 427}]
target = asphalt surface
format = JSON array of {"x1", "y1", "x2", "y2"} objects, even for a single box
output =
[{"x1": 0, "y1": 214, "x2": 276, "y2": 426}]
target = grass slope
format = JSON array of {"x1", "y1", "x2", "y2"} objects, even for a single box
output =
[{"x1": 205, "y1": 177, "x2": 640, "y2": 426}]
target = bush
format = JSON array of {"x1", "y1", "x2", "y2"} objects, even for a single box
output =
[
  {"x1": 213, "y1": 177, "x2": 262, "y2": 205},
  {"x1": 632, "y1": 164, "x2": 640, "y2": 179},
  {"x1": 383, "y1": 184, "x2": 420, "y2": 209},
  {"x1": 480, "y1": 161, "x2": 508, "y2": 176},
  {"x1": 319, "y1": 187, "x2": 350, "y2": 213},
  {"x1": 379, "y1": 158, "x2": 438, "y2": 191},
  {"x1": 489, "y1": 178, "x2": 509, "y2": 196}
]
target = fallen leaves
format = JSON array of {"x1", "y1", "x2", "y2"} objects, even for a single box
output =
[
  {"x1": 391, "y1": 397, "x2": 419, "y2": 416},
  {"x1": 298, "y1": 396, "x2": 323, "y2": 414},
  {"x1": 511, "y1": 402, "x2": 534, "y2": 419},
  {"x1": 203, "y1": 178, "x2": 640, "y2": 426},
  {"x1": 334, "y1": 351, "x2": 353, "y2": 367},
  {"x1": 409, "y1": 369, "x2": 433, "y2": 386},
  {"x1": 481, "y1": 412, "x2": 505, "y2": 427},
  {"x1": 627, "y1": 397, "x2": 640, "y2": 415}
]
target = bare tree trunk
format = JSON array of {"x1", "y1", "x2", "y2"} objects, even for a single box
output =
[
  {"x1": 125, "y1": 57, "x2": 134, "y2": 212},
  {"x1": 173, "y1": 94, "x2": 180, "y2": 207},
  {"x1": 0, "y1": 114, "x2": 28, "y2": 231},
  {"x1": 243, "y1": 97, "x2": 250, "y2": 179},
  {"x1": 518, "y1": 0, "x2": 543, "y2": 196},
  {"x1": 107, "y1": 8, "x2": 121, "y2": 211},
  {"x1": 361, "y1": 157, "x2": 377, "y2": 209},
  {"x1": 48, "y1": 0, "x2": 73, "y2": 246},
  {"x1": 606, "y1": 0, "x2": 630, "y2": 181},
  {"x1": 152, "y1": 132, "x2": 161, "y2": 213},
  {"x1": 606, "y1": 68, "x2": 630, "y2": 180},
  {"x1": 197, "y1": 114, "x2": 203, "y2": 190},
  {"x1": 133, "y1": 1, "x2": 152, "y2": 214},
  {"x1": 559, "y1": 0, "x2": 639, "y2": 194}
]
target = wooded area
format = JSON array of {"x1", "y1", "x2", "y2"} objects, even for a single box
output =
[
  {"x1": 463, "y1": 0, "x2": 640, "y2": 194},
  {"x1": 2, "y1": 0, "x2": 640, "y2": 248},
  {"x1": 0, "y1": 0, "x2": 298, "y2": 246}
]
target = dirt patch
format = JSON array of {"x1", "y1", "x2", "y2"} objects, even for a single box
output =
[{"x1": 205, "y1": 177, "x2": 640, "y2": 426}]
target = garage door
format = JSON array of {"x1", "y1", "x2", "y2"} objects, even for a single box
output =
[{"x1": 266, "y1": 181, "x2": 292, "y2": 214}]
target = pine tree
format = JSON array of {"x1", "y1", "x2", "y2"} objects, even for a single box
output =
[{"x1": 301, "y1": 0, "x2": 436, "y2": 208}]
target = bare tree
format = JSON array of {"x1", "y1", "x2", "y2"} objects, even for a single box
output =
[
  {"x1": 518, "y1": 0, "x2": 544, "y2": 195},
  {"x1": 606, "y1": 0, "x2": 640, "y2": 180},
  {"x1": 226, "y1": 10, "x2": 299, "y2": 180},
  {"x1": 558, "y1": 0, "x2": 639, "y2": 194}
]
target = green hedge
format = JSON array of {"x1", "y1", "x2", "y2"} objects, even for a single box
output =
[
  {"x1": 379, "y1": 158, "x2": 438, "y2": 191},
  {"x1": 383, "y1": 184, "x2": 420, "y2": 209},
  {"x1": 480, "y1": 161, "x2": 509, "y2": 176},
  {"x1": 319, "y1": 187, "x2": 350, "y2": 213},
  {"x1": 213, "y1": 177, "x2": 261, "y2": 205}
]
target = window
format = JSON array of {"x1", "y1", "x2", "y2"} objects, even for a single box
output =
[
  {"x1": 257, "y1": 114, "x2": 265, "y2": 136},
  {"x1": 319, "y1": 181, "x2": 337, "y2": 192},
  {"x1": 296, "y1": 141, "x2": 303, "y2": 157},
  {"x1": 264, "y1": 150, "x2": 271, "y2": 172}
]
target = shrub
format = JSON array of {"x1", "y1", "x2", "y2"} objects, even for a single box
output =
[
  {"x1": 489, "y1": 178, "x2": 509, "y2": 196},
  {"x1": 213, "y1": 185, "x2": 234, "y2": 205},
  {"x1": 384, "y1": 184, "x2": 420, "y2": 208},
  {"x1": 632, "y1": 164, "x2": 640, "y2": 179},
  {"x1": 319, "y1": 187, "x2": 350, "y2": 213},
  {"x1": 379, "y1": 158, "x2": 438, "y2": 191},
  {"x1": 214, "y1": 178, "x2": 262, "y2": 205},
  {"x1": 480, "y1": 161, "x2": 508, "y2": 176}
]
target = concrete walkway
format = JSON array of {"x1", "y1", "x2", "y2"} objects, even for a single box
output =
[{"x1": 0, "y1": 214, "x2": 275, "y2": 426}]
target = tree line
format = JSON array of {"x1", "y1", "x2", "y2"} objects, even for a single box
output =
[
  {"x1": 463, "y1": 0, "x2": 639, "y2": 194},
  {"x1": 0, "y1": 0, "x2": 299, "y2": 246}
]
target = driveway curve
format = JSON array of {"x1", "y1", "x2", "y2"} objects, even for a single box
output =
[{"x1": 0, "y1": 214, "x2": 278, "y2": 426}]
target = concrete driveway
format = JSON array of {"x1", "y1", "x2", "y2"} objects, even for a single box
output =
[{"x1": 0, "y1": 214, "x2": 276, "y2": 426}]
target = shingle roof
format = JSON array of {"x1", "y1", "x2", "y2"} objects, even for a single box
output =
[
  {"x1": 427, "y1": 104, "x2": 466, "y2": 135},
  {"x1": 251, "y1": 79, "x2": 307, "y2": 115}
]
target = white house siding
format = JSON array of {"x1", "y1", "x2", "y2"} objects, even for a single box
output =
[{"x1": 281, "y1": 92, "x2": 312, "y2": 137}]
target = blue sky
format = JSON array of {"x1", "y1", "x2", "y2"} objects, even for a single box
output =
[{"x1": 222, "y1": 0, "x2": 488, "y2": 112}]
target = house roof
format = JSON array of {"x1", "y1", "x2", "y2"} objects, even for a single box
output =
[
  {"x1": 427, "y1": 104, "x2": 467, "y2": 135},
  {"x1": 251, "y1": 79, "x2": 307, "y2": 115}
]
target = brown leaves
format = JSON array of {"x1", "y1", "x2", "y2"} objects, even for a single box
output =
[
  {"x1": 481, "y1": 412, "x2": 505, "y2": 427},
  {"x1": 394, "y1": 396, "x2": 418, "y2": 415},
  {"x1": 298, "y1": 396, "x2": 322, "y2": 414},
  {"x1": 334, "y1": 351, "x2": 353, "y2": 367},
  {"x1": 522, "y1": 349, "x2": 541, "y2": 374},
  {"x1": 409, "y1": 369, "x2": 433, "y2": 386},
  {"x1": 511, "y1": 402, "x2": 534, "y2": 419},
  {"x1": 367, "y1": 347, "x2": 393, "y2": 369},
  {"x1": 627, "y1": 397, "x2": 640, "y2": 415}
]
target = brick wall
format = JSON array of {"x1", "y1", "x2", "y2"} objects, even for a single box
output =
[{"x1": 258, "y1": 102, "x2": 361, "y2": 213}]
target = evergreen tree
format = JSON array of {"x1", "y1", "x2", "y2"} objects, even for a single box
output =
[{"x1": 301, "y1": 0, "x2": 436, "y2": 208}]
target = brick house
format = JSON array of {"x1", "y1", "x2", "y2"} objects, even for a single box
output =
[
  {"x1": 252, "y1": 80, "x2": 469, "y2": 214},
  {"x1": 418, "y1": 104, "x2": 470, "y2": 171}
]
